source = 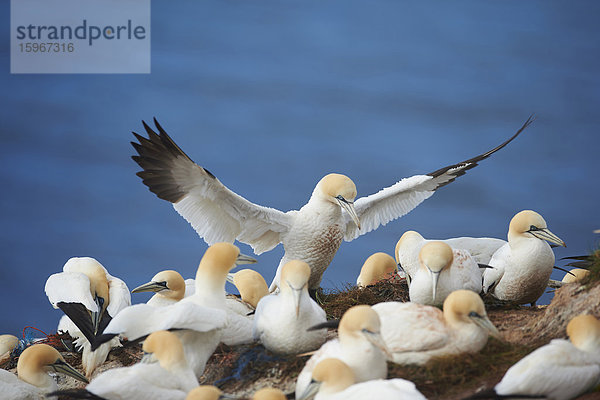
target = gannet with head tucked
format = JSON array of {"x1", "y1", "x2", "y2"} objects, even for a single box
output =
[
  {"x1": 372, "y1": 289, "x2": 500, "y2": 365},
  {"x1": 45, "y1": 257, "x2": 130, "y2": 377},
  {"x1": 55, "y1": 330, "x2": 198, "y2": 400},
  {"x1": 0, "y1": 344, "x2": 87, "y2": 399},
  {"x1": 131, "y1": 117, "x2": 532, "y2": 293},
  {"x1": 409, "y1": 241, "x2": 482, "y2": 305},
  {"x1": 395, "y1": 230, "x2": 505, "y2": 284},
  {"x1": 483, "y1": 314, "x2": 600, "y2": 400},
  {"x1": 253, "y1": 260, "x2": 327, "y2": 354},
  {"x1": 0, "y1": 334, "x2": 18, "y2": 363},
  {"x1": 226, "y1": 269, "x2": 269, "y2": 316},
  {"x1": 298, "y1": 358, "x2": 426, "y2": 400},
  {"x1": 295, "y1": 305, "x2": 389, "y2": 398},
  {"x1": 132, "y1": 269, "x2": 194, "y2": 307},
  {"x1": 356, "y1": 252, "x2": 398, "y2": 287},
  {"x1": 483, "y1": 210, "x2": 566, "y2": 305}
]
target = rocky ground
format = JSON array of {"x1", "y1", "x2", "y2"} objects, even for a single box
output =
[{"x1": 3, "y1": 254, "x2": 600, "y2": 400}]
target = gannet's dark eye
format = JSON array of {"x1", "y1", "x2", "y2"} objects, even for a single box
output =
[
  {"x1": 529, "y1": 225, "x2": 540, "y2": 232},
  {"x1": 468, "y1": 311, "x2": 481, "y2": 318}
]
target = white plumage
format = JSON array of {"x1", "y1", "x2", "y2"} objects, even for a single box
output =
[
  {"x1": 100, "y1": 301, "x2": 226, "y2": 377},
  {"x1": 295, "y1": 305, "x2": 388, "y2": 398},
  {"x1": 0, "y1": 344, "x2": 87, "y2": 400},
  {"x1": 45, "y1": 257, "x2": 130, "y2": 377},
  {"x1": 395, "y1": 230, "x2": 504, "y2": 282},
  {"x1": 132, "y1": 117, "x2": 532, "y2": 291},
  {"x1": 297, "y1": 358, "x2": 426, "y2": 400},
  {"x1": 483, "y1": 210, "x2": 566, "y2": 305},
  {"x1": 408, "y1": 241, "x2": 482, "y2": 305},
  {"x1": 372, "y1": 290, "x2": 500, "y2": 365},
  {"x1": 493, "y1": 314, "x2": 600, "y2": 400},
  {"x1": 253, "y1": 261, "x2": 327, "y2": 354},
  {"x1": 75, "y1": 331, "x2": 198, "y2": 400}
]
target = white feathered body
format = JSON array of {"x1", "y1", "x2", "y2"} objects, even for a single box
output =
[
  {"x1": 181, "y1": 284, "x2": 254, "y2": 346},
  {"x1": 46, "y1": 260, "x2": 131, "y2": 377},
  {"x1": 372, "y1": 301, "x2": 489, "y2": 365},
  {"x1": 253, "y1": 290, "x2": 327, "y2": 354},
  {"x1": 295, "y1": 336, "x2": 388, "y2": 398},
  {"x1": 0, "y1": 369, "x2": 54, "y2": 400},
  {"x1": 86, "y1": 362, "x2": 197, "y2": 400},
  {"x1": 495, "y1": 339, "x2": 600, "y2": 400},
  {"x1": 315, "y1": 378, "x2": 427, "y2": 400},
  {"x1": 409, "y1": 248, "x2": 482, "y2": 306},
  {"x1": 483, "y1": 238, "x2": 555, "y2": 304},
  {"x1": 271, "y1": 201, "x2": 345, "y2": 291},
  {"x1": 398, "y1": 235, "x2": 504, "y2": 280},
  {"x1": 103, "y1": 301, "x2": 226, "y2": 377}
]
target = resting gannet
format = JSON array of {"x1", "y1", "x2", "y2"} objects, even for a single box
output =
[
  {"x1": 562, "y1": 268, "x2": 590, "y2": 284},
  {"x1": 483, "y1": 210, "x2": 566, "y2": 305},
  {"x1": 298, "y1": 358, "x2": 426, "y2": 400},
  {"x1": 295, "y1": 305, "x2": 389, "y2": 398},
  {"x1": 252, "y1": 388, "x2": 287, "y2": 400},
  {"x1": 409, "y1": 241, "x2": 482, "y2": 305},
  {"x1": 186, "y1": 385, "x2": 225, "y2": 400},
  {"x1": 482, "y1": 314, "x2": 600, "y2": 400},
  {"x1": 93, "y1": 301, "x2": 226, "y2": 377},
  {"x1": 132, "y1": 269, "x2": 194, "y2": 306},
  {"x1": 54, "y1": 331, "x2": 198, "y2": 400},
  {"x1": 93, "y1": 243, "x2": 254, "y2": 376},
  {"x1": 0, "y1": 334, "x2": 18, "y2": 362},
  {"x1": 356, "y1": 252, "x2": 398, "y2": 287},
  {"x1": 226, "y1": 269, "x2": 269, "y2": 316},
  {"x1": 0, "y1": 343, "x2": 87, "y2": 399},
  {"x1": 45, "y1": 257, "x2": 130, "y2": 377},
  {"x1": 372, "y1": 290, "x2": 500, "y2": 365},
  {"x1": 131, "y1": 117, "x2": 532, "y2": 292},
  {"x1": 253, "y1": 260, "x2": 327, "y2": 354},
  {"x1": 395, "y1": 230, "x2": 505, "y2": 283}
]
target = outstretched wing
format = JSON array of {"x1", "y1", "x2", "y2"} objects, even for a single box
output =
[
  {"x1": 132, "y1": 119, "x2": 293, "y2": 254},
  {"x1": 343, "y1": 116, "x2": 534, "y2": 241}
]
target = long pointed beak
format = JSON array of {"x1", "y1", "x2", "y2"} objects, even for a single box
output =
[
  {"x1": 132, "y1": 281, "x2": 168, "y2": 294},
  {"x1": 429, "y1": 269, "x2": 441, "y2": 303},
  {"x1": 140, "y1": 351, "x2": 157, "y2": 364},
  {"x1": 51, "y1": 359, "x2": 89, "y2": 384},
  {"x1": 236, "y1": 253, "x2": 258, "y2": 265},
  {"x1": 338, "y1": 198, "x2": 361, "y2": 230},
  {"x1": 364, "y1": 331, "x2": 393, "y2": 358},
  {"x1": 530, "y1": 228, "x2": 566, "y2": 247},
  {"x1": 471, "y1": 314, "x2": 502, "y2": 340},
  {"x1": 293, "y1": 288, "x2": 302, "y2": 318},
  {"x1": 297, "y1": 380, "x2": 322, "y2": 400},
  {"x1": 226, "y1": 273, "x2": 235, "y2": 284}
]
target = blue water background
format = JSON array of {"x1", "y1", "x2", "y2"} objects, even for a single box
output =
[{"x1": 1, "y1": 1, "x2": 599, "y2": 334}]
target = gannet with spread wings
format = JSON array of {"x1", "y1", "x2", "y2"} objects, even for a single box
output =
[{"x1": 132, "y1": 116, "x2": 533, "y2": 292}]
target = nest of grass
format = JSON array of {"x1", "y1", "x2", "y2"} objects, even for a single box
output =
[
  {"x1": 579, "y1": 249, "x2": 600, "y2": 287},
  {"x1": 200, "y1": 342, "x2": 306, "y2": 398},
  {"x1": 317, "y1": 276, "x2": 409, "y2": 319},
  {"x1": 389, "y1": 339, "x2": 535, "y2": 400}
]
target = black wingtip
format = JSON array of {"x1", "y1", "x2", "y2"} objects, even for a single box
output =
[
  {"x1": 307, "y1": 320, "x2": 340, "y2": 331},
  {"x1": 427, "y1": 115, "x2": 534, "y2": 188},
  {"x1": 91, "y1": 333, "x2": 118, "y2": 351}
]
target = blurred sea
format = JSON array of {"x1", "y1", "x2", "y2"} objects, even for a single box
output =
[{"x1": 1, "y1": 1, "x2": 599, "y2": 334}]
